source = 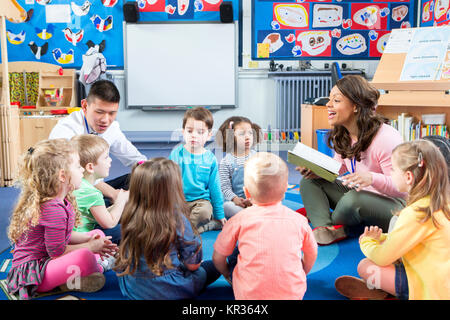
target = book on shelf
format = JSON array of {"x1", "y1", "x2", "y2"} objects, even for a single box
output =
[
  {"x1": 287, "y1": 142, "x2": 341, "y2": 182},
  {"x1": 388, "y1": 113, "x2": 448, "y2": 141}
]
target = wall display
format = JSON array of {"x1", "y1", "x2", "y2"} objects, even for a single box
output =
[
  {"x1": 252, "y1": 0, "x2": 416, "y2": 60},
  {"x1": 2, "y1": 0, "x2": 124, "y2": 68},
  {"x1": 420, "y1": 0, "x2": 450, "y2": 27}
]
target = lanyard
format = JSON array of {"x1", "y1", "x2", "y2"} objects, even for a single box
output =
[
  {"x1": 84, "y1": 116, "x2": 98, "y2": 135},
  {"x1": 350, "y1": 157, "x2": 356, "y2": 173},
  {"x1": 84, "y1": 116, "x2": 91, "y2": 134}
]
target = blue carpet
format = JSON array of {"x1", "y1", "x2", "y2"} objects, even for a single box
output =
[{"x1": 0, "y1": 184, "x2": 364, "y2": 300}]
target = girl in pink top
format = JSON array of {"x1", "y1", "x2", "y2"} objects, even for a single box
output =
[
  {"x1": 7, "y1": 139, "x2": 117, "y2": 300},
  {"x1": 297, "y1": 75, "x2": 407, "y2": 245},
  {"x1": 213, "y1": 152, "x2": 318, "y2": 299}
]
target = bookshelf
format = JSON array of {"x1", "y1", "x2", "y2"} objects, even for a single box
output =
[{"x1": 371, "y1": 27, "x2": 450, "y2": 141}]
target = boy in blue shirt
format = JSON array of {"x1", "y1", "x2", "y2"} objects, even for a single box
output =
[{"x1": 169, "y1": 107, "x2": 226, "y2": 233}]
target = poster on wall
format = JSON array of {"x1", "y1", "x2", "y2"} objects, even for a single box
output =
[
  {"x1": 2, "y1": 0, "x2": 124, "y2": 68},
  {"x1": 136, "y1": 0, "x2": 239, "y2": 21},
  {"x1": 420, "y1": 0, "x2": 450, "y2": 27},
  {"x1": 252, "y1": 0, "x2": 417, "y2": 60}
]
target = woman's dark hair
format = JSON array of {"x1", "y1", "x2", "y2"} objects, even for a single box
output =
[
  {"x1": 327, "y1": 75, "x2": 389, "y2": 161},
  {"x1": 86, "y1": 79, "x2": 120, "y2": 104}
]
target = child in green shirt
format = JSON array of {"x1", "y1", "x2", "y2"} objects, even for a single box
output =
[{"x1": 71, "y1": 134, "x2": 129, "y2": 245}]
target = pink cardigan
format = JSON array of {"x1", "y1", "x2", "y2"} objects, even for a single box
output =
[{"x1": 333, "y1": 123, "x2": 407, "y2": 199}]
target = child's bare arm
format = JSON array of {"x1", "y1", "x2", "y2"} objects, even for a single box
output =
[
  {"x1": 90, "y1": 189, "x2": 129, "y2": 229},
  {"x1": 212, "y1": 250, "x2": 230, "y2": 279}
]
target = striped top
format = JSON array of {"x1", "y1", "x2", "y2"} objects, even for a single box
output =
[
  {"x1": 219, "y1": 150, "x2": 256, "y2": 201},
  {"x1": 11, "y1": 198, "x2": 76, "y2": 268}
]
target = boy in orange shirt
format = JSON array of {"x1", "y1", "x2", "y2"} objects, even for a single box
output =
[{"x1": 213, "y1": 152, "x2": 318, "y2": 299}]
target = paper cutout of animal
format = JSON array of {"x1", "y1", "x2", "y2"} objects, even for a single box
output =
[
  {"x1": 52, "y1": 48, "x2": 74, "y2": 64},
  {"x1": 6, "y1": 30, "x2": 26, "y2": 45},
  {"x1": 63, "y1": 28, "x2": 84, "y2": 46},
  {"x1": 101, "y1": 0, "x2": 118, "y2": 7},
  {"x1": 80, "y1": 40, "x2": 107, "y2": 85},
  {"x1": 28, "y1": 41, "x2": 48, "y2": 60},
  {"x1": 35, "y1": 24, "x2": 55, "y2": 40},
  {"x1": 90, "y1": 14, "x2": 113, "y2": 32},
  {"x1": 71, "y1": 1, "x2": 91, "y2": 16}
]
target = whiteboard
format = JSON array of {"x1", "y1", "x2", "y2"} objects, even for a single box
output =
[{"x1": 124, "y1": 22, "x2": 237, "y2": 109}]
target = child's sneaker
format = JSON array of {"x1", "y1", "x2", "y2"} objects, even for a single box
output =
[
  {"x1": 197, "y1": 219, "x2": 223, "y2": 234},
  {"x1": 98, "y1": 254, "x2": 116, "y2": 272},
  {"x1": 59, "y1": 272, "x2": 105, "y2": 293}
]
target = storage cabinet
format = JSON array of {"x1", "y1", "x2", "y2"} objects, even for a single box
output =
[{"x1": 300, "y1": 104, "x2": 332, "y2": 149}]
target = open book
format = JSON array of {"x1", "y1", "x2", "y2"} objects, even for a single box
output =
[{"x1": 287, "y1": 142, "x2": 342, "y2": 182}]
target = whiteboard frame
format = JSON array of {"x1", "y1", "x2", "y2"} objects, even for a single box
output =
[{"x1": 123, "y1": 21, "x2": 239, "y2": 111}]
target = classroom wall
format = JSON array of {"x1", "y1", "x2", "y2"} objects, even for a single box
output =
[
  {"x1": 114, "y1": 0, "x2": 377, "y2": 133},
  {"x1": 112, "y1": 69, "x2": 277, "y2": 132}
]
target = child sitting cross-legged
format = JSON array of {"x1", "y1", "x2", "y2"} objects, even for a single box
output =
[
  {"x1": 213, "y1": 152, "x2": 318, "y2": 299},
  {"x1": 6, "y1": 139, "x2": 117, "y2": 300},
  {"x1": 71, "y1": 134, "x2": 129, "y2": 249},
  {"x1": 335, "y1": 139, "x2": 450, "y2": 300}
]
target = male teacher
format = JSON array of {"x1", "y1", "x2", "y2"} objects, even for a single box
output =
[{"x1": 49, "y1": 79, "x2": 146, "y2": 203}]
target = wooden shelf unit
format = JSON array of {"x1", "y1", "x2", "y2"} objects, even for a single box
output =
[{"x1": 371, "y1": 27, "x2": 450, "y2": 131}]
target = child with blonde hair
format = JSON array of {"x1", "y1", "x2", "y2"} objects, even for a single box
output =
[
  {"x1": 216, "y1": 116, "x2": 262, "y2": 219},
  {"x1": 213, "y1": 152, "x2": 317, "y2": 299},
  {"x1": 114, "y1": 158, "x2": 220, "y2": 299},
  {"x1": 71, "y1": 134, "x2": 129, "y2": 245},
  {"x1": 6, "y1": 139, "x2": 117, "y2": 300},
  {"x1": 335, "y1": 139, "x2": 450, "y2": 300}
]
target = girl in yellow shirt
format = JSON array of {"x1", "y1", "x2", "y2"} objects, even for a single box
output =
[{"x1": 335, "y1": 139, "x2": 450, "y2": 300}]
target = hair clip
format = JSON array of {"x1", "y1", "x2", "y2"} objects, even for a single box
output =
[
  {"x1": 229, "y1": 121, "x2": 234, "y2": 129},
  {"x1": 27, "y1": 147, "x2": 34, "y2": 154},
  {"x1": 417, "y1": 152, "x2": 424, "y2": 167},
  {"x1": 137, "y1": 160, "x2": 145, "y2": 165}
]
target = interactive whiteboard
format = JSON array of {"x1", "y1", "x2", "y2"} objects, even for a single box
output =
[{"x1": 124, "y1": 22, "x2": 237, "y2": 109}]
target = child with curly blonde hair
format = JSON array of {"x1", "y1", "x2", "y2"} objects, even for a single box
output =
[{"x1": 7, "y1": 139, "x2": 117, "y2": 300}]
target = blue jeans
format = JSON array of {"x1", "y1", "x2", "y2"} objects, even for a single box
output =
[
  {"x1": 395, "y1": 262, "x2": 409, "y2": 300},
  {"x1": 94, "y1": 223, "x2": 121, "y2": 245}
]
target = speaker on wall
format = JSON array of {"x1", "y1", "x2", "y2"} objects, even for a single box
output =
[
  {"x1": 220, "y1": 1, "x2": 233, "y2": 23},
  {"x1": 123, "y1": 1, "x2": 139, "y2": 23}
]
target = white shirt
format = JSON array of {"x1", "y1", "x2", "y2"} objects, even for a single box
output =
[{"x1": 49, "y1": 110, "x2": 146, "y2": 167}]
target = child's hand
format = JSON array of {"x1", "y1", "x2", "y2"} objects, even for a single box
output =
[
  {"x1": 243, "y1": 198, "x2": 252, "y2": 208},
  {"x1": 232, "y1": 196, "x2": 247, "y2": 208},
  {"x1": 219, "y1": 218, "x2": 227, "y2": 227},
  {"x1": 116, "y1": 189, "x2": 129, "y2": 204},
  {"x1": 88, "y1": 234, "x2": 118, "y2": 258},
  {"x1": 359, "y1": 226, "x2": 383, "y2": 243}
]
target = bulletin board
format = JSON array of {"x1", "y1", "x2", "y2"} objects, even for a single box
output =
[
  {"x1": 252, "y1": 0, "x2": 417, "y2": 60},
  {"x1": 137, "y1": 0, "x2": 240, "y2": 21},
  {"x1": 419, "y1": 0, "x2": 450, "y2": 27},
  {"x1": 1, "y1": 0, "x2": 125, "y2": 69},
  {"x1": 1, "y1": 0, "x2": 240, "y2": 69}
]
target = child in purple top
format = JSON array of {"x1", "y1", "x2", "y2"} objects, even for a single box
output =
[{"x1": 7, "y1": 139, "x2": 118, "y2": 300}]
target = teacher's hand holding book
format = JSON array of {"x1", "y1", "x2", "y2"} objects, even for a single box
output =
[{"x1": 295, "y1": 166, "x2": 319, "y2": 179}]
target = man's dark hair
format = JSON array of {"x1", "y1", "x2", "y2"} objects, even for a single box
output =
[{"x1": 86, "y1": 80, "x2": 120, "y2": 104}]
